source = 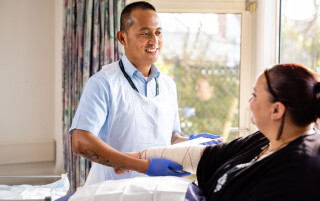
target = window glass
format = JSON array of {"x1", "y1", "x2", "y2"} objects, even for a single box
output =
[
  {"x1": 157, "y1": 13, "x2": 241, "y2": 141},
  {"x1": 280, "y1": 0, "x2": 320, "y2": 75}
]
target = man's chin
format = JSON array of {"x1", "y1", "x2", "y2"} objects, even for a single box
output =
[{"x1": 146, "y1": 56, "x2": 159, "y2": 64}]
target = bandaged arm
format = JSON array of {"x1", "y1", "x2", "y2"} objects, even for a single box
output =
[{"x1": 140, "y1": 144, "x2": 206, "y2": 174}]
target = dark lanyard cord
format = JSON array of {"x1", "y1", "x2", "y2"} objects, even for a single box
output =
[{"x1": 119, "y1": 60, "x2": 159, "y2": 95}]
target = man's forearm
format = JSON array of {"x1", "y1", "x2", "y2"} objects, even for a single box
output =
[
  {"x1": 72, "y1": 129, "x2": 149, "y2": 173},
  {"x1": 79, "y1": 148, "x2": 124, "y2": 168}
]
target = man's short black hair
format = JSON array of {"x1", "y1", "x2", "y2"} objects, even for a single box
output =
[{"x1": 120, "y1": 1, "x2": 156, "y2": 32}]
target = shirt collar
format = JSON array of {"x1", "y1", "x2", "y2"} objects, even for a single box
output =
[
  {"x1": 121, "y1": 54, "x2": 160, "y2": 79},
  {"x1": 150, "y1": 64, "x2": 160, "y2": 79}
]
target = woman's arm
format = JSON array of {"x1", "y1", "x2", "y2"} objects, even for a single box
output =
[
  {"x1": 141, "y1": 144, "x2": 206, "y2": 174},
  {"x1": 115, "y1": 142, "x2": 206, "y2": 175}
]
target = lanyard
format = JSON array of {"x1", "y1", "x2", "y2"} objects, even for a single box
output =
[{"x1": 119, "y1": 60, "x2": 159, "y2": 96}]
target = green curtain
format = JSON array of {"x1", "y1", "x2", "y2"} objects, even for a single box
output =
[{"x1": 62, "y1": 0, "x2": 125, "y2": 192}]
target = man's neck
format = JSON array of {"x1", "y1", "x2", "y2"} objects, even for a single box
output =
[
  {"x1": 135, "y1": 65, "x2": 151, "y2": 77},
  {"x1": 124, "y1": 55, "x2": 152, "y2": 77}
]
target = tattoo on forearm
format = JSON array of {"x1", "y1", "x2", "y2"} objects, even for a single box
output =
[
  {"x1": 79, "y1": 149, "x2": 128, "y2": 170},
  {"x1": 171, "y1": 133, "x2": 178, "y2": 143}
]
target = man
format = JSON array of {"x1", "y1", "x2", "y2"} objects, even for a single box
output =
[{"x1": 70, "y1": 1, "x2": 218, "y2": 185}]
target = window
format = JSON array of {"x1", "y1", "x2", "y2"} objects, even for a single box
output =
[
  {"x1": 280, "y1": 0, "x2": 320, "y2": 75},
  {"x1": 157, "y1": 13, "x2": 242, "y2": 141}
]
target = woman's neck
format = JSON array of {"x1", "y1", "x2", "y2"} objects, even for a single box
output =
[{"x1": 268, "y1": 124, "x2": 313, "y2": 151}]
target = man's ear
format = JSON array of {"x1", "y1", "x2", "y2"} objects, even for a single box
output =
[
  {"x1": 117, "y1": 31, "x2": 126, "y2": 45},
  {"x1": 272, "y1": 102, "x2": 285, "y2": 120}
]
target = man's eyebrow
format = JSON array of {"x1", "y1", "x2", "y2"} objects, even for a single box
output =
[{"x1": 138, "y1": 27, "x2": 162, "y2": 31}]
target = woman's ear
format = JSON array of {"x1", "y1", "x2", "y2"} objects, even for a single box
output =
[
  {"x1": 117, "y1": 31, "x2": 126, "y2": 45},
  {"x1": 272, "y1": 102, "x2": 285, "y2": 120}
]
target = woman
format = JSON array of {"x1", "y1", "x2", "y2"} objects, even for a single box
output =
[
  {"x1": 195, "y1": 63, "x2": 320, "y2": 201},
  {"x1": 116, "y1": 63, "x2": 320, "y2": 201}
]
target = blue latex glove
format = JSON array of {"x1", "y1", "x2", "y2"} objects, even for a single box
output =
[
  {"x1": 145, "y1": 158, "x2": 191, "y2": 177},
  {"x1": 188, "y1": 133, "x2": 223, "y2": 145},
  {"x1": 200, "y1": 139, "x2": 223, "y2": 146}
]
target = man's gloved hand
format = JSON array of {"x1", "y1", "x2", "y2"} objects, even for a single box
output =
[
  {"x1": 145, "y1": 158, "x2": 191, "y2": 177},
  {"x1": 188, "y1": 133, "x2": 223, "y2": 145},
  {"x1": 200, "y1": 139, "x2": 223, "y2": 146}
]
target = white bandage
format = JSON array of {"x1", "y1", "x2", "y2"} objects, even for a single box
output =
[{"x1": 141, "y1": 141, "x2": 206, "y2": 174}]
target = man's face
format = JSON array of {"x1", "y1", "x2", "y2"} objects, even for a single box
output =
[{"x1": 121, "y1": 9, "x2": 162, "y2": 68}]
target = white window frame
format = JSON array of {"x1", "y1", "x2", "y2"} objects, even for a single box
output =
[{"x1": 250, "y1": 0, "x2": 280, "y2": 133}]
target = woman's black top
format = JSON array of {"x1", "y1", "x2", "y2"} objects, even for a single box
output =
[{"x1": 197, "y1": 131, "x2": 320, "y2": 201}]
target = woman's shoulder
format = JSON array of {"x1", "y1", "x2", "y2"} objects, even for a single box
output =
[
  {"x1": 293, "y1": 130, "x2": 320, "y2": 155},
  {"x1": 294, "y1": 133, "x2": 320, "y2": 195},
  {"x1": 280, "y1": 131, "x2": 320, "y2": 175},
  {"x1": 302, "y1": 131, "x2": 320, "y2": 161}
]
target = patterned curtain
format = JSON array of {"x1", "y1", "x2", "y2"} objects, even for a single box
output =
[{"x1": 62, "y1": 0, "x2": 125, "y2": 192}]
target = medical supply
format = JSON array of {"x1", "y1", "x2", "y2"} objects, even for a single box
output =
[
  {"x1": 69, "y1": 176, "x2": 193, "y2": 201},
  {"x1": 141, "y1": 138, "x2": 210, "y2": 174}
]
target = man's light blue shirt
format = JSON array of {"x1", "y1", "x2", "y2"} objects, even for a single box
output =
[
  {"x1": 69, "y1": 54, "x2": 181, "y2": 137},
  {"x1": 69, "y1": 55, "x2": 181, "y2": 181}
]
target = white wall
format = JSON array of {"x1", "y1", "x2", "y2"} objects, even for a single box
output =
[
  {"x1": 54, "y1": 0, "x2": 64, "y2": 176},
  {"x1": 0, "y1": 0, "x2": 64, "y2": 184}
]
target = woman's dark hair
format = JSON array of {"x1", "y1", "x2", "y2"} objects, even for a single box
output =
[
  {"x1": 264, "y1": 64, "x2": 320, "y2": 139},
  {"x1": 120, "y1": 1, "x2": 156, "y2": 32}
]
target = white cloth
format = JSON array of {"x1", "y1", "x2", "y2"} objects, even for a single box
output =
[
  {"x1": 70, "y1": 55, "x2": 181, "y2": 184},
  {"x1": 0, "y1": 174, "x2": 69, "y2": 200},
  {"x1": 69, "y1": 176, "x2": 193, "y2": 201}
]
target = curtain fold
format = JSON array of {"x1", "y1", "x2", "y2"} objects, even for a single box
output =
[{"x1": 62, "y1": 0, "x2": 124, "y2": 192}]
